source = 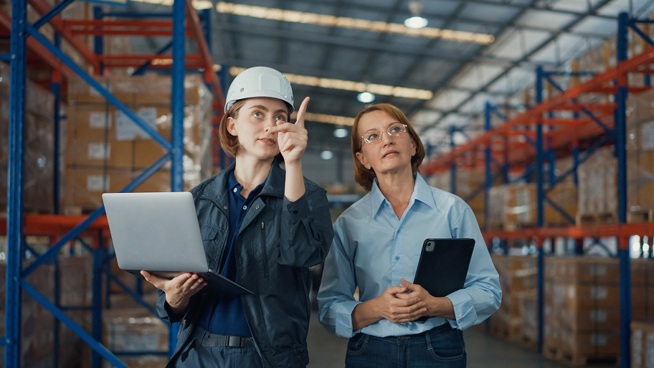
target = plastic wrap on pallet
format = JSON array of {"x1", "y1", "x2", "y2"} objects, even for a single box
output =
[
  {"x1": 577, "y1": 146, "x2": 617, "y2": 224},
  {"x1": 626, "y1": 89, "x2": 654, "y2": 222},
  {"x1": 487, "y1": 181, "x2": 577, "y2": 230},
  {"x1": 0, "y1": 262, "x2": 57, "y2": 367},
  {"x1": 0, "y1": 62, "x2": 56, "y2": 214},
  {"x1": 102, "y1": 308, "x2": 168, "y2": 353}
]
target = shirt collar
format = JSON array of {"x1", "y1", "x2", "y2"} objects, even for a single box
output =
[
  {"x1": 368, "y1": 173, "x2": 435, "y2": 218},
  {"x1": 227, "y1": 170, "x2": 242, "y2": 195}
]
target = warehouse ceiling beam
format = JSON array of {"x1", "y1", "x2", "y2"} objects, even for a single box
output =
[{"x1": 420, "y1": 0, "x2": 615, "y2": 131}]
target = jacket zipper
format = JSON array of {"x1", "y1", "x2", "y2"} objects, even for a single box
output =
[
  {"x1": 260, "y1": 221, "x2": 269, "y2": 278},
  {"x1": 200, "y1": 195, "x2": 229, "y2": 271}
]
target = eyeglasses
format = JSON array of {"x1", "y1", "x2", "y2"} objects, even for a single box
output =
[{"x1": 361, "y1": 123, "x2": 408, "y2": 144}]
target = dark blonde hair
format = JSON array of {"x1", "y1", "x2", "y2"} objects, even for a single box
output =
[
  {"x1": 351, "y1": 103, "x2": 425, "y2": 192},
  {"x1": 218, "y1": 99, "x2": 291, "y2": 157}
]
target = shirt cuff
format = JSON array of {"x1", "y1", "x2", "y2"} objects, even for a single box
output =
[
  {"x1": 447, "y1": 290, "x2": 475, "y2": 330},
  {"x1": 334, "y1": 300, "x2": 361, "y2": 338}
]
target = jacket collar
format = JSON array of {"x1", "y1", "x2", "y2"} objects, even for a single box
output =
[{"x1": 202, "y1": 160, "x2": 286, "y2": 203}]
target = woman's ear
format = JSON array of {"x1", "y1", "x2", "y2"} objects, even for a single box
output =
[
  {"x1": 227, "y1": 117, "x2": 237, "y2": 136},
  {"x1": 355, "y1": 151, "x2": 370, "y2": 170}
]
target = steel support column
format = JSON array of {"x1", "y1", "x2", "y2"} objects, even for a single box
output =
[{"x1": 6, "y1": 0, "x2": 28, "y2": 365}]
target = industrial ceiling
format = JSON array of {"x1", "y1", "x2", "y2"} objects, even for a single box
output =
[{"x1": 123, "y1": 0, "x2": 654, "y2": 185}]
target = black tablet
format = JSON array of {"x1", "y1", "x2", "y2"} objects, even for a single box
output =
[{"x1": 413, "y1": 238, "x2": 475, "y2": 297}]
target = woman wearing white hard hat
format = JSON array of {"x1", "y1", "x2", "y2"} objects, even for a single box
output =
[{"x1": 142, "y1": 66, "x2": 334, "y2": 367}]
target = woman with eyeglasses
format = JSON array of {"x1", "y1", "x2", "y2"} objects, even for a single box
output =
[{"x1": 317, "y1": 103, "x2": 501, "y2": 368}]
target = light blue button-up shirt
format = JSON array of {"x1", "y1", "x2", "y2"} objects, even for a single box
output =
[{"x1": 317, "y1": 174, "x2": 501, "y2": 338}]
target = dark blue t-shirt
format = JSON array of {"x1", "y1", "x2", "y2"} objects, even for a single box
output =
[{"x1": 198, "y1": 171, "x2": 263, "y2": 336}]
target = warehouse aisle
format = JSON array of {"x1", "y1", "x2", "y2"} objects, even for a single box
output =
[{"x1": 307, "y1": 314, "x2": 609, "y2": 368}]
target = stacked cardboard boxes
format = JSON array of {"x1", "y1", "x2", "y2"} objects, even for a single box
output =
[
  {"x1": 488, "y1": 255, "x2": 537, "y2": 343},
  {"x1": 542, "y1": 257, "x2": 654, "y2": 365},
  {"x1": 631, "y1": 321, "x2": 654, "y2": 368},
  {"x1": 63, "y1": 73, "x2": 213, "y2": 213}
]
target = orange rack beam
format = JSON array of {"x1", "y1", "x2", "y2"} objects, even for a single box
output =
[{"x1": 1, "y1": 215, "x2": 109, "y2": 238}]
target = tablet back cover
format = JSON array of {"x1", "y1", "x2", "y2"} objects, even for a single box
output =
[{"x1": 413, "y1": 238, "x2": 475, "y2": 297}]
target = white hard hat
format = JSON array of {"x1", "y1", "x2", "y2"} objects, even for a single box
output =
[{"x1": 224, "y1": 66, "x2": 294, "y2": 113}]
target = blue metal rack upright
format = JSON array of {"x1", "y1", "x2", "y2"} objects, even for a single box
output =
[{"x1": 4, "y1": 0, "x2": 224, "y2": 366}]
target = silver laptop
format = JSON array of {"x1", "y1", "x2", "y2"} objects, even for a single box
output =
[{"x1": 102, "y1": 192, "x2": 253, "y2": 295}]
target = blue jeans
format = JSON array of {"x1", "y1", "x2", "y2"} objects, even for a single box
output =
[{"x1": 345, "y1": 324, "x2": 466, "y2": 368}]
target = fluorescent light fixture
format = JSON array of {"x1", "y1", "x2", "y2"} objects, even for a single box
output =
[
  {"x1": 302, "y1": 112, "x2": 354, "y2": 126},
  {"x1": 357, "y1": 91, "x2": 376, "y2": 103},
  {"x1": 131, "y1": 0, "x2": 213, "y2": 9},
  {"x1": 228, "y1": 67, "x2": 433, "y2": 100},
  {"x1": 129, "y1": 1, "x2": 494, "y2": 44},
  {"x1": 404, "y1": 16, "x2": 428, "y2": 29},
  {"x1": 215, "y1": 3, "x2": 494, "y2": 44}
]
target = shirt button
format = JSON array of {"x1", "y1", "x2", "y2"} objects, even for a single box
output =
[
  {"x1": 395, "y1": 256, "x2": 400, "y2": 261},
  {"x1": 255, "y1": 205, "x2": 260, "y2": 210},
  {"x1": 233, "y1": 188, "x2": 238, "y2": 193},
  {"x1": 243, "y1": 205, "x2": 248, "y2": 210}
]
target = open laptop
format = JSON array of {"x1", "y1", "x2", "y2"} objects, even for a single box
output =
[
  {"x1": 102, "y1": 192, "x2": 253, "y2": 295},
  {"x1": 413, "y1": 238, "x2": 475, "y2": 297}
]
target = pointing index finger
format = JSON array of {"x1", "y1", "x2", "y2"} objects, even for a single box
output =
[{"x1": 294, "y1": 96, "x2": 310, "y2": 128}]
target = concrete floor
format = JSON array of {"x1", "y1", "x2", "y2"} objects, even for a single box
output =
[{"x1": 306, "y1": 314, "x2": 614, "y2": 368}]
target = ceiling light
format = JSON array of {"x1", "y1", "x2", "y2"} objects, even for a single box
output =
[
  {"x1": 357, "y1": 91, "x2": 376, "y2": 104},
  {"x1": 404, "y1": 0, "x2": 427, "y2": 29},
  {"x1": 404, "y1": 16, "x2": 428, "y2": 29},
  {"x1": 320, "y1": 150, "x2": 334, "y2": 160},
  {"x1": 333, "y1": 128, "x2": 349, "y2": 138}
]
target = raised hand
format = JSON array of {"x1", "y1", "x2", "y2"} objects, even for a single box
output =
[{"x1": 267, "y1": 96, "x2": 310, "y2": 165}]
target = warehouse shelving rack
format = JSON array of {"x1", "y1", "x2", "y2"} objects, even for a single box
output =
[
  {"x1": 421, "y1": 12, "x2": 654, "y2": 368},
  {"x1": 2, "y1": 0, "x2": 225, "y2": 367}
]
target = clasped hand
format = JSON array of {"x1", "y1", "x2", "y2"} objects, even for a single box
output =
[{"x1": 377, "y1": 278, "x2": 431, "y2": 323}]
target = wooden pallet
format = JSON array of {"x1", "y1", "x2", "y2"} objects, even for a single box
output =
[
  {"x1": 514, "y1": 332, "x2": 537, "y2": 351},
  {"x1": 488, "y1": 320, "x2": 521, "y2": 343},
  {"x1": 576, "y1": 212, "x2": 617, "y2": 226},
  {"x1": 542, "y1": 343, "x2": 618, "y2": 367},
  {"x1": 627, "y1": 208, "x2": 654, "y2": 223}
]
